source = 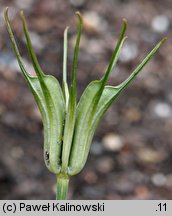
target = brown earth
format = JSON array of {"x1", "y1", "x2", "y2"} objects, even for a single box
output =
[{"x1": 0, "y1": 0, "x2": 172, "y2": 199}]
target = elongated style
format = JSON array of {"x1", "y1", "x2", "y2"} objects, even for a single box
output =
[{"x1": 4, "y1": 7, "x2": 166, "y2": 199}]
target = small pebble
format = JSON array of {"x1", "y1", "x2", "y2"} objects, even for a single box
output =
[
  {"x1": 135, "y1": 185, "x2": 150, "y2": 199},
  {"x1": 83, "y1": 11, "x2": 107, "y2": 32},
  {"x1": 102, "y1": 133, "x2": 123, "y2": 152},
  {"x1": 1, "y1": 112, "x2": 18, "y2": 127},
  {"x1": 142, "y1": 30, "x2": 157, "y2": 44},
  {"x1": 124, "y1": 107, "x2": 141, "y2": 122},
  {"x1": 70, "y1": 35, "x2": 104, "y2": 56},
  {"x1": 0, "y1": 53, "x2": 17, "y2": 70},
  {"x1": 84, "y1": 171, "x2": 98, "y2": 184},
  {"x1": 151, "y1": 173, "x2": 166, "y2": 186},
  {"x1": 96, "y1": 157, "x2": 114, "y2": 173},
  {"x1": 153, "y1": 102, "x2": 171, "y2": 118},
  {"x1": 114, "y1": 180, "x2": 134, "y2": 194},
  {"x1": 120, "y1": 42, "x2": 138, "y2": 63},
  {"x1": 151, "y1": 15, "x2": 169, "y2": 33},
  {"x1": 165, "y1": 174, "x2": 172, "y2": 187},
  {"x1": 137, "y1": 148, "x2": 165, "y2": 163},
  {"x1": 11, "y1": 146, "x2": 24, "y2": 159},
  {"x1": 15, "y1": 180, "x2": 38, "y2": 195},
  {"x1": 90, "y1": 141, "x2": 103, "y2": 155},
  {"x1": 31, "y1": 17, "x2": 54, "y2": 32},
  {"x1": 0, "y1": 82, "x2": 19, "y2": 105},
  {"x1": 0, "y1": 52, "x2": 35, "y2": 75},
  {"x1": 130, "y1": 171, "x2": 149, "y2": 184},
  {"x1": 23, "y1": 32, "x2": 45, "y2": 52},
  {"x1": 86, "y1": 39, "x2": 105, "y2": 55}
]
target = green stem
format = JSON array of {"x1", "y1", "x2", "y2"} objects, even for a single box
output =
[{"x1": 56, "y1": 174, "x2": 69, "y2": 200}]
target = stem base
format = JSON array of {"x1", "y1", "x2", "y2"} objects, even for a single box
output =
[{"x1": 56, "y1": 174, "x2": 69, "y2": 200}]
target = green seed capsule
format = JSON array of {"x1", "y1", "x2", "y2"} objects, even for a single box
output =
[
  {"x1": 68, "y1": 20, "x2": 127, "y2": 176},
  {"x1": 68, "y1": 23, "x2": 166, "y2": 176},
  {"x1": 4, "y1": 8, "x2": 65, "y2": 174}
]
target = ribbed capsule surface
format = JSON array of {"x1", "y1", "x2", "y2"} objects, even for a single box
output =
[{"x1": 33, "y1": 76, "x2": 65, "y2": 174}]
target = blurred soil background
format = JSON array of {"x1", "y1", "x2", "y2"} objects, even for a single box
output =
[{"x1": 0, "y1": 0, "x2": 172, "y2": 199}]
